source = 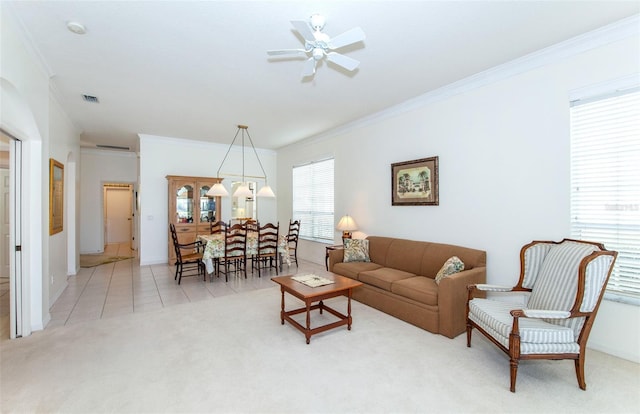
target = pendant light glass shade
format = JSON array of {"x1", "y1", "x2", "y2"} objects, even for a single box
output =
[{"x1": 206, "y1": 183, "x2": 229, "y2": 197}]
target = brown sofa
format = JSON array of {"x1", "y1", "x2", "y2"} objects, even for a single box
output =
[{"x1": 328, "y1": 236, "x2": 486, "y2": 338}]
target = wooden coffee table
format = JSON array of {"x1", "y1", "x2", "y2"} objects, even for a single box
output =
[{"x1": 272, "y1": 274, "x2": 363, "y2": 344}]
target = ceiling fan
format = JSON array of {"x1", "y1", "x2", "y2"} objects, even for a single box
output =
[{"x1": 267, "y1": 14, "x2": 366, "y2": 79}]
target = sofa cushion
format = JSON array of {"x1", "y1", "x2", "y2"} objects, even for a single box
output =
[
  {"x1": 468, "y1": 298, "x2": 578, "y2": 354},
  {"x1": 359, "y1": 267, "x2": 416, "y2": 291},
  {"x1": 366, "y1": 236, "x2": 395, "y2": 266},
  {"x1": 333, "y1": 262, "x2": 382, "y2": 280},
  {"x1": 391, "y1": 276, "x2": 438, "y2": 306},
  {"x1": 435, "y1": 256, "x2": 465, "y2": 284},
  {"x1": 385, "y1": 239, "x2": 427, "y2": 275},
  {"x1": 343, "y1": 238, "x2": 371, "y2": 263}
]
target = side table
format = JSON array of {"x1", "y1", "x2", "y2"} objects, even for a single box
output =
[{"x1": 325, "y1": 245, "x2": 344, "y2": 270}]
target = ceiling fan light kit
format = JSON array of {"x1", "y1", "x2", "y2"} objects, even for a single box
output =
[{"x1": 267, "y1": 13, "x2": 366, "y2": 79}]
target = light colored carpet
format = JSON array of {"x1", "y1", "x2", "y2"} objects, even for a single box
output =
[{"x1": 1, "y1": 287, "x2": 638, "y2": 413}]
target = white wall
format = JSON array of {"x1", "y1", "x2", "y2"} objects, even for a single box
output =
[
  {"x1": 139, "y1": 134, "x2": 277, "y2": 265},
  {"x1": 1, "y1": 9, "x2": 81, "y2": 333},
  {"x1": 48, "y1": 96, "x2": 81, "y2": 304},
  {"x1": 276, "y1": 28, "x2": 640, "y2": 362},
  {"x1": 79, "y1": 149, "x2": 138, "y2": 253}
]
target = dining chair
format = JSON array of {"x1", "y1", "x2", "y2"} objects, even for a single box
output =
[
  {"x1": 210, "y1": 220, "x2": 228, "y2": 235},
  {"x1": 217, "y1": 222, "x2": 247, "y2": 281},
  {"x1": 466, "y1": 238, "x2": 617, "y2": 392},
  {"x1": 252, "y1": 222, "x2": 279, "y2": 277},
  {"x1": 169, "y1": 223, "x2": 205, "y2": 284},
  {"x1": 244, "y1": 219, "x2": 258, "y2": 232},
  {"x1": 287, "y1": 219, "x2": 300, "y2": 267}
]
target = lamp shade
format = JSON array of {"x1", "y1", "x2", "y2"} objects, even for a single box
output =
[
  {"x1": 257, "y1": 185, "x2": 275, "y2": 198},
  {"x1": 206, "y1": 183, "x2": 229, "y2": 197},
  {"x1": 233, "y1": 183, "x2": 253, "y2": 198},
  {"x1": 336, "y1": 215, "x2": 358, "y2": 231}
]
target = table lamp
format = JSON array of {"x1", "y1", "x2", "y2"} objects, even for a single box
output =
[{"x1": 336, "y1": 215, "x2": 358, "y2": 241}]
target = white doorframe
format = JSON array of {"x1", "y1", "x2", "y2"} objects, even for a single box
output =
[
  {"x1": 9, "y1": 136, "x2": 22, "y2": 339},
  {"x1": 103, "y1": 183, "x2": 134, "y2": 247}
]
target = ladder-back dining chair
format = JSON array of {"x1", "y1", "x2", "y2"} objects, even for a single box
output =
[
  {"x1": 210, "y1": 220, "x2": 228, "y2": 235},
  {"x1": 252, "y1": 222, "x2": 279, "y2": 277},
  {"x1": 217, "y1": 222, "x2": 247, "y2": 281},
  {"x1": 169, "y1": 223, "x2": 205, "y2": 284},
  {"x1": 287, "y1": 219, "x2": 300, "y2": 268}
]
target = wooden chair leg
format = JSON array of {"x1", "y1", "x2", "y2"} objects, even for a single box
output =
[
  {"x1": 575, "y1": 355, "x2": 587, "y2": 390},
  {"x1": 509, "y1": 359, "x2": 519, "y2": 393},
  {"x1": 466, "y1": 323, "x2": 473, "y2": 347}
]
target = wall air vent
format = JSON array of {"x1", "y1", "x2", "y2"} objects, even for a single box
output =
[
  {"x1": 82, "y1": 94, "x2": 99, "y2": 103},
  {"x1": 96, "y1": 144, "x2": 130, "y2": 151}
]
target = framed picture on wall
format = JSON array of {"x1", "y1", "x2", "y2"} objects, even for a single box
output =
[
  {"x1": 49, "y1": 158, "x2": 64, "y2": 235},
  {"x1": 391, "y1": 156, "x2": 439, "y2": 206}
]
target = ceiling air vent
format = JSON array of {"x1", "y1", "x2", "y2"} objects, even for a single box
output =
[
  {"x1": 82, "y1": 94, "x2": 99, "y2": 103},
  {"x1": 96, "y1": 144, "x2": 130, "y2": 151}
]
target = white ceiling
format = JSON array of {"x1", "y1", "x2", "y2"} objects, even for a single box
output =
[{"x1": 4, "y1": 1, "x2": 639, "y2": 151}]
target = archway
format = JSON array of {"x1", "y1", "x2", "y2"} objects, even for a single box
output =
[{"x1": 1, "y1": 77, "x2": 45, "y2": 338}]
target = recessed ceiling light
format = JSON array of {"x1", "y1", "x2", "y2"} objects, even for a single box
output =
[{"x1": 67, "y1": 21, "x2": 86, "y2": 35}]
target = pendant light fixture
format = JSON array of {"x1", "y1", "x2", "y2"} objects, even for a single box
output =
[{"x1": 206, "y1": 125, "x2": 276, "y2": 198}]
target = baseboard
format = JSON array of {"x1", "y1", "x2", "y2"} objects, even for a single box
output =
[{"x1": 588, "y1": 342, "x2": 640, "y2": 364}]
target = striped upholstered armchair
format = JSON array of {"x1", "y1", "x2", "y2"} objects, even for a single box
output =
[{"x1": 466, "y1": 239, "x2": 617, "y2": 392}]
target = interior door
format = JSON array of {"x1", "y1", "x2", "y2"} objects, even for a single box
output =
[
  {"x1": 0, "y1": 169, "x2": 9, "y2": 278},
  {"x1": 104, "y1": 185, "x2": 132, "y2": 244}
]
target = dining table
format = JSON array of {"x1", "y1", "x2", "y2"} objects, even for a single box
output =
[{"x1": 197, "y1": 232, "x2": 291, "y2": 275}]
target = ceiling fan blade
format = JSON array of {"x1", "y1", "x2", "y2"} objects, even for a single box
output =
[
  {"x1": 290, "y1": 20, "x2": 316, "y2": 42},
  {"x1": 267, "y1": 49, "x2": 309, "y2": 57},
  {"x1": 301, "y1": 57, "x2": 316, "y2": 78},
  {"x1": 326, "y1": 52, "x2": 360, "y2": 71},
  {"x1": 328, "y1": 27, "x2": 366, "y2": 50}
]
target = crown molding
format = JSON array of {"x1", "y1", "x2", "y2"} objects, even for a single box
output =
[
  {"x1": 138, "y1": 133, "x2": 276, "y2": 156},
  {"x1": 286, "y1": 14, "x2": 640, "y2": 150}
]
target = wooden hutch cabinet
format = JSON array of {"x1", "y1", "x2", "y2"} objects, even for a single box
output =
[{"x1": 167, "y1": 175, "x2": 222, "y2": 263}]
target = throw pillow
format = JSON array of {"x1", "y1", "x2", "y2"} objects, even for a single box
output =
[
  {"x1": 343, "y1": 239, "x2": 371, "y2": 263},
  {"x1": 435, "y1": 256, "x2": 465, "y2": 284}
]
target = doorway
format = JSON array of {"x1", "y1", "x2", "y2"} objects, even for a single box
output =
[
  {"x1": 103, "y1": 184, "x2": 135, "y2": 250},
  {"x1": 0, "y1": 130, "x2": 22, "y2": 339}
]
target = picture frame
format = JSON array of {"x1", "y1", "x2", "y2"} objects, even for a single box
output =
[
  {"x1": 49, "y1": 158, "x2": 64, "y2": 235},
  {"x1": 391, "y1": 156, "x2": 439, "y2": 206}
]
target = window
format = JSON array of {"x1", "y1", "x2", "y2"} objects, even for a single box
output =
[
  {"x1": 570, "y1": 88, "x2": 640, "y2": 303},
  {"x1": 292, "y1": 158, "x2": 334, "y2": 242}
]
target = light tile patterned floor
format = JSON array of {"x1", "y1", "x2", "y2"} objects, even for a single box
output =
[{"x1": 44, "y1": 242, "x2": 323, "y2": 329}]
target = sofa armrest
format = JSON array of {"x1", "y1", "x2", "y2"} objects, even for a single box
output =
[
  {"x1": 438, "y1": 267, "x2": 487, "y2": 338},
  {"x1": 328, "y1": 248, "x2": 344, "y2": 272}
]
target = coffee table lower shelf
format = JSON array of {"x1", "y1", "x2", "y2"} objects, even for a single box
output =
[
  {"x1": 272, "y1": 274, "x2": 363, "y2": 344},
  {"x1": 281, "y1": 301, "x2": 351, "y2": 344}
]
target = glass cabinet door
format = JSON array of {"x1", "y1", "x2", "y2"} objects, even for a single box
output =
[
  {"x1": 199, "y1": 185, "x2": 216, "y2": 223},
  {"x1": 176, "y1": 185, "x2": 194, "y2": 223}
]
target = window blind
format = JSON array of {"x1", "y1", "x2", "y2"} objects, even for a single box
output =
[
  {"x1": 570, "y1": 88, "x2": 640, "y2": 300},
  {"x1": 292, "y1": 158, "x2": 334, "y2": 242}
]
